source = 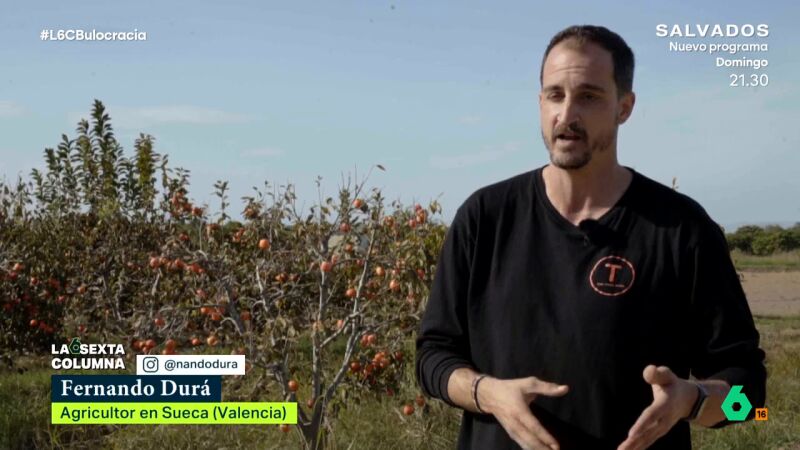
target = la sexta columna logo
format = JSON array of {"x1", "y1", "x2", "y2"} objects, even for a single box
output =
[{"x1": 51, "y1": 338, "x2": 126, "y2": 370}]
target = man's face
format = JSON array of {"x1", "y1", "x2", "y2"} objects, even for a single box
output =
[{"x1": 539, "y1": 39, "x2": 634, "y2": 170}]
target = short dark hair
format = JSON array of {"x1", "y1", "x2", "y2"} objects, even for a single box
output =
[{"x1": 540, "y1": 25, "x2": 635, "y2": 96}]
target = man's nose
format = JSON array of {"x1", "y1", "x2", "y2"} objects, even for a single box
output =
[{"x1": 558, "y1": 96, "x2": 581, "y2": 126}]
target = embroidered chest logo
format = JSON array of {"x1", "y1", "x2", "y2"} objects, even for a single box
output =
[{"x1": 589, "y1": 255, "x2": 636, "y2": 296}]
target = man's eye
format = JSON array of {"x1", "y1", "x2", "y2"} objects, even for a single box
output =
[
  {"x1": 582, "y1": 93, "x2": 597, "y2": 100},
  {"x1": 548, "y1": 93, "x2": 564, "y2": 100}
]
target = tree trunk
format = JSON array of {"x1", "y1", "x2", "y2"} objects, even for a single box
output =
[{"x1": 302, "y1": 403, "x2": 328, "y2": 450}]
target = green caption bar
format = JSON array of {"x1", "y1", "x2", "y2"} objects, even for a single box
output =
[{"x1": 51, "y1": 402, "x2": 297, "y2": 425}]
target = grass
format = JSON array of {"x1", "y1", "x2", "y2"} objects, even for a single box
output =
[
  {"x1": 2, "y1": 316, "x2": 799, "y2": 449},
  {"x1": 731, "y1": 250, "x2": 800, "y2": 271},
  {"x1": 690, "y1": 315, "x2": 800, "y2": 450}
]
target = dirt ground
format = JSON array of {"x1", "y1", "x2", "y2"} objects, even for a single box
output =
[{"x1": 741, "y1": 270, "x2": 800, "y2": 317}]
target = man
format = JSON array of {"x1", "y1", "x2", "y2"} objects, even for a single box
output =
[{"x1": 415, "y1": 25, "x2": 766, "y2": 450}]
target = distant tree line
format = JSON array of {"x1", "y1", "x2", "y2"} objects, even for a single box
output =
[
  {"x1": 726, "y1": 224, "x2": 800, "y2": 255},
  {"x1": 1, "y1": 99, "x2": 165, "y2": 224}
]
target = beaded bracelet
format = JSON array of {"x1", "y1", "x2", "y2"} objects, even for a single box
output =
[{"x1": 471, "y1": 374, "x2": 488, "y2": 414}]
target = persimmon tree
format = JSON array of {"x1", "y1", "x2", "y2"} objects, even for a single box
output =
[{"x1": 0, "y1": 100, "x2": 446, "y2": 450}]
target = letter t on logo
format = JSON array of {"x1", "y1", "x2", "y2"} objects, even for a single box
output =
[{"x1": 605, "y1": 263, "x2": 623, "y2": 283}]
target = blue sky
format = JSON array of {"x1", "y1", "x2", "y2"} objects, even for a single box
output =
[{"x1": 1, "y1": 0, "x2": 798, "y2": 229}]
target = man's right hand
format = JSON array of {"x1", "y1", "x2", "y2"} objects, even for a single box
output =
[{"x1": 478, "y1": 376, "x2": 570, "y2": 450}]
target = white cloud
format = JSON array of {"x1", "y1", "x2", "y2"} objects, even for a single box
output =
[
  {"x1": 240, "y1": 147, "x2": 285, "y2": 158},
  {"x1": 0, "y1": 101, "x2": 26, "y2": 117},
  {"x1": 429, "y1": 141, "x2": 521, "y2": 169},
  {"x1": 67, "y1": 105, "x2": 251, "y2": 129}
]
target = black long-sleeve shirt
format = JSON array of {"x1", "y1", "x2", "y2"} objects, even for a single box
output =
[{"x1": 415, "y1": 166, "x2": 766, "y2": 449}]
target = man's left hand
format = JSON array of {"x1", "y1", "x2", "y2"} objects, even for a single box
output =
[{"x1": 617, "y1": 365, "x2": 698, "y2": 450}]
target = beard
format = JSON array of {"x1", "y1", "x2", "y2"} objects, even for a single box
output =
[{"x1": 541, "y1": 125, "x2": 616, "y2": 170}]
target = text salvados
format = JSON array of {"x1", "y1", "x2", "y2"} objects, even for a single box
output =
[{"x1": 656, "y1": 24, "x2": 769, "y2": 38}]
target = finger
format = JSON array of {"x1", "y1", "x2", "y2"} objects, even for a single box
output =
[
  {"x1": 506, "y1": 416, "x2": 552, "y2": 450},
  {"x1": 643, "y1": 365, "x2": 675, "y2": 386},
  {"x1": 619, "y1": 421, "x2": 667, "y2": 450},
  {"x1": 617, "y1": 436, "x2": 636, "y2": 450},
  {"x1": 636, "y1": 426, "x2": 667, "y2": 450},
  {"x1": 516, "y1": 410, "x2": 561, "y2": 450},
  {"x1": 526, "y1": 377, "x2": 570, "y2": 397},
  {"x1": 626, "y1": 414, "x2": 671, "y2": 450},
  {"x1": 626, "y1": 404, "x2": 665, "y2": 440},
  {"x1": 642, "y1": 365, "x2": 657, "y2": 384}
]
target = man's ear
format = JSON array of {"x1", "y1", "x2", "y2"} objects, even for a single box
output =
[{"x1": 617, "y1": 91, "x2": 636, "y2": 124}]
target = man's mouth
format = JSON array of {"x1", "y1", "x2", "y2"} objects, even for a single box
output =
[{"x1": 556, "y1": 133, "x2": 582, "y2": 141}]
